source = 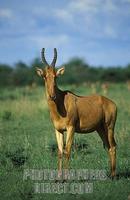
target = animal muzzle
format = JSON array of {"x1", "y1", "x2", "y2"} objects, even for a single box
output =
[{"x1": 48, "y1": 86, "x2": 56, "y2": 100}]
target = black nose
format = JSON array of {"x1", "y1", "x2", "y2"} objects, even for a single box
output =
[{"x1": 50, "y1": 96, "x2": 56, "y2": 101}]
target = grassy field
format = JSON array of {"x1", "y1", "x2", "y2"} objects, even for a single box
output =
[{"x1": 0, "y1": 83, "x2": 130, "y2": 200}]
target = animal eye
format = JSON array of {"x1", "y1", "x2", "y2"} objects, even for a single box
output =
[{"x1": 43, "y1": 75, "x2": 47, "y2": 80}]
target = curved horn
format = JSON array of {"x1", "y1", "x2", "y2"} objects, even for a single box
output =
[
  {"x1": 51, "y1": 48, "x2": 57, "y2": 67},
  {"x1": 41, "y1": 48, "x2": 49, "y2": 66}
]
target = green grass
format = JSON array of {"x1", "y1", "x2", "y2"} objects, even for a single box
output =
[{"x1": 0, "y1": 83, "x2": 130, "y2": 200}]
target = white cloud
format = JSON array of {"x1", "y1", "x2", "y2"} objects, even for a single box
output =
[
  {"x1": 104, "y1": 25, "x2": 117, "y2": 38},
  {"x1": 103, "y1": 0, "x2": 118, "y2": 12},
  {"x1": 69, "y1": 0, "x2": 102, "y2": 13},
  {"x1": 69, "y1": 0, "x2": 120, "y2": 14},
  {"x1": 0, "y1": 8, "x2": 13, "y2": 19},
  {"x1": 54, "y1": 0, "x2": 118, "y2": 22},
  {"x1": 121, "y1": 0, "x2": 130, "y2": 3},
  {"x1": 29, "y1": 34, "x2": 69, "y2": 48},
  {"x1": 54, "y1": 9, "x2": 73, "y2": 23},
  {"x1": 54, "y1": 0, "x2": 100, "y2": 24},
  {"x1": 53, "y1": 0, "x2": 125, "y2": 40}
]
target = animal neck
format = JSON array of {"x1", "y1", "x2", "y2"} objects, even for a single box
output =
[{"x1": 46, "y1": 84, "x2": 64, "y2": 121}]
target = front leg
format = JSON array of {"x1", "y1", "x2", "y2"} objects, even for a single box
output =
[
  {"x1": 55, "y1": 129, "x2": 64, "y2": 178},
  {"x1": 64, "y1": 126, "x2": 74, "y2": 174}
]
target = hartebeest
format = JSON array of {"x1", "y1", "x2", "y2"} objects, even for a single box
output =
[{"x1": 36, "y1": 48, "x2": 117, "y2": 178}]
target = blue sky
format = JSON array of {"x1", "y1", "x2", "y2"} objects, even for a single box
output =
[{"x1": 0, "y1": 0, "x2": 130, "y2": 66}]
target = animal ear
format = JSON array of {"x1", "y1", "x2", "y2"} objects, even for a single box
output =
[
  {"x1": 36, "y1": 67, "x2": 45, "y2": 77},
  {"x1": 56, "y1": 67, "x2": 65, "y2": 77}
]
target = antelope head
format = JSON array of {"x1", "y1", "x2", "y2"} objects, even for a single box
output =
[{"x1": 36, "y1": 48, "x2": 65, "y2": 100}]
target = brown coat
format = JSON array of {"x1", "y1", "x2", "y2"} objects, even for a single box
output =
[{"x1": 36, "y1": 48, "x2": 117, "y2": 178}]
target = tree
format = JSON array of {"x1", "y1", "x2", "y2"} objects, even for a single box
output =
[
  {"x1": 0, "y1": 64, "x2": 13, "y2": 86},
  {"x1": 12, "y1": 62, "x2": 30, "y2": 86}
]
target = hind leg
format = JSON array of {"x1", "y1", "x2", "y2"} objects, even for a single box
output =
[
  {"x1": 104, "y1": 103, "x2": 117, "y2": 178},
  {"x1": 97, "y1": 125, "x2": 116, "y2": 178},
  {"x1": 107, "y1": 127, "x2": 116, "y2": 178},
  {"x1": 97, "y1": 127, "x2": 110, "y2": 150}
]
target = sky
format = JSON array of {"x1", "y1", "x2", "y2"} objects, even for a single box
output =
[{"x1": 0, "y1": 0, "x2": 130, "y2": 67}]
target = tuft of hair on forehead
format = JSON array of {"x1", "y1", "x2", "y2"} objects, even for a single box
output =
[
  {"x1": 45, "y1": 66, "x2": 56, "y2": 75},
  {"x1": 46, "y1": 66, "x2": 55, "y2": 71}
]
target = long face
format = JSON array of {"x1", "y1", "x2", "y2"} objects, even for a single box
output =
[
  {"x1": 44, "y1": 67, "x2": 57, "y2": 100},
  {"x1": 36, "y1": 48, "x2": 65, "y2": 100}
]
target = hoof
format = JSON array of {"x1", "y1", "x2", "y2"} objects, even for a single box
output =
[{"x1": 109, "y1": 173, "x2": 116, "y2": 180}]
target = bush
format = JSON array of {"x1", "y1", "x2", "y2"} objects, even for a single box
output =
[
  {"x1": 2, "y1": 111, "x2": 12, "y2": 120},
  {"x1": 5, "y1": 147, "x2": 28, "y2": 167}
]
